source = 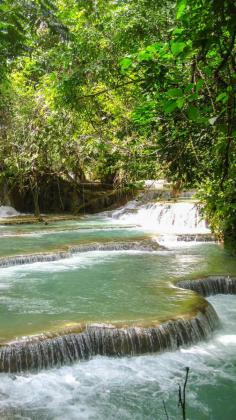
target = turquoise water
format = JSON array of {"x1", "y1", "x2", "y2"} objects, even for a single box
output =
[
  {"x1": 0, "y1": 224, "x2": 144, "y2": 257},
  {"x1": 0, "y1": 212, "x2": 236, "y2": 418},
  {"x1": 0, "y1": 250, "x2": 199, "y2": 342},
  {"x1": 0, "y1": 241, "x2": 235, "y2": 343},
  {"x1": 0, "y1": 296, "x2": 235, "y2": 419}
]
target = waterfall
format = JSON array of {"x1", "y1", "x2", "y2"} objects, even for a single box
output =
[
  {"x1": 111, "y1": 201, "x2": 210, "y2": 234},
  {"x1": 0, "y1": 239, "x2": 164, "y2": 268},
  {"x1": 0, "y1": 206, "x2": 20, "y2": 218},
  {"x1": 0, "y1": 303, "x2": 219, "y2": 373},
  {"x1": 0, "y1": 198, "x2": 231, "y2": 375},
  {"x1": 177, "y1": 276, "x2": 236, "y2": 297},
  {"x1": 2, "y1": 274, "x2": 236, "y2": 373}
]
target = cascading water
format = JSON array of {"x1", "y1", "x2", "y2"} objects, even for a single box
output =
[
  {"x1": 0, "y1": 206, "x2": 20, "y2": 218},
  {"x1": 0, "y1": 303, "x2": 219, "y2": 373},
  {"x1": 0, "y1": 239, "x2": 163, "y2": 268},
  {"x1": 0, "y1": 196, "x2": 236, "y2": 418},
  {"x1": 1, "y1": 296, "x2": 236, "y2": 419},
  {"x1": 0, "y1": 201, "x2": 231, "y2": 375},
  {"x1": 111, "y1": 201, "x2": 210, "y2": 234},
  {"x1": 177, "y1": 276, "x2": 236, "y2": 297}
]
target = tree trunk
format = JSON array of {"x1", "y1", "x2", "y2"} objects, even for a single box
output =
[{"x1": 30, "y1": 179, "x2": 40, "y2": 217}]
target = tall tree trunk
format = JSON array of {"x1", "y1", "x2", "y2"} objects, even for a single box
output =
[
  {"x1": 30, "y1": 178, "x2": 40, "y2": 217},
  {"x1": 33, "y1": 186, "x2": 40, "y2": 217}
]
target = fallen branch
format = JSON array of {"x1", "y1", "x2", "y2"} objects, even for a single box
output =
[{"x1": 178, "y1": 367, "x2": 190, "y2": 420}]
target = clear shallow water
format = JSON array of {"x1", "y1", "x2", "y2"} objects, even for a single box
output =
[
  {"x1": 0, "y1": 243, "x2": 235, "y2": 342},
  {"x1": 0, "y1": 296, "x2": 235, "y2": 420},
  {"x1": 0, "y1": 250, "x2": 198, "y2": 342},
  {"x1": 0, "y1": 224, "x2": 144, "y2": 258},
  {"x1": 0, "y1": 209, "x2": 236, "y2": 419},
  {"x1": 0, "y1": 217, "x2": 128, "y2": 234}
]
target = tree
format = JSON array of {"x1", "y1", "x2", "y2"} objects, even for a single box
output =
[
  {"x1": 0, "y1": 0, "x2": 235, "y2": 241},
  {"x1": 120, "y1": 0, "x2": 236, "y2": 245}
]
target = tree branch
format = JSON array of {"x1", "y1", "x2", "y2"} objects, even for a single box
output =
[
  {"x1": 178, "y1": 367, "x2": 190, "y2": 420},
  {"x1": 75, "y1": 78, "x2": 145, "y2": 101},
  {"x1": 215, "y1": 31, "x2": 236, "y2": 77}
]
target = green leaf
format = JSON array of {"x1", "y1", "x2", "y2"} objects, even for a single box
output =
[
  {"x1": 216, "y1": 92, "x2": 228, "y2": 104},
  {"x1": 176, "y1": 97, "x2": 185, "y2": 109},
  {"x1": 187, "y1": 106, "x2": 201, "y2": 121},
  {"x1": 189, "y1": 92, "x2": 199, "y2": 101},
  {"x1": 176, "y1": 0, "x2": 187, "y2": 19},
  {"x1": 184, "y1": 83, "x2": 194, "y2": 93},
  {"x1": 196, "y1": 79, "x2": 203, "y2": 92},
  {"x1": 137, "y1": 50, "x2": 152, "y2": 61},
  {"x1": 163, "y1": 100, "x2": 178, "y2": 114},
  {"x1": 170, "y1": 41, "x2": 186, "y2": 56},
  {"x1": 120, "y1": 57, "x2": 132, "y2": 73},
  {"x1": 166, "y1": 88, "x2": 182, "y2": 98},
  {"x1": 172, "y1": 28, "x2": 184, "y2": 35},
  {"x1": 146, "y1": 44, "x2": 158, "y2": 54}
]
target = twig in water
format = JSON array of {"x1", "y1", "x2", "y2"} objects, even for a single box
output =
[
  {"x1": 162, "y1": 399, "x2": 170, "y2": 420},
  {"x1": 178, "y1": 367, "x2": 190, "y2": 420}
]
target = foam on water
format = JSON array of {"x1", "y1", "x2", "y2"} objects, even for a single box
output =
[
  {"x1": 217, "y1": 334, "x2": 236, "y2": 345},
  {"x1": 0, "y1": 206, "x2": 20, "y2": 218},
  {"x1": 0, "y1": 199, "x2": 234, "y2": 417},
  {"x1": 0, "y1": 250, "x2": 155, "y2": 277},
  {"x1": 0, "y1": 296, "x2": 235, "y2": 419},
  {"x1": 110, "y1": 201, "x2": 210, "y2": 234}
]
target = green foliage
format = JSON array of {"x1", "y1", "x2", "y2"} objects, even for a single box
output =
[
  {"x1": 120, "y1": 0, "x2": 236, "y2": 245},
  {"x1": 176, "y1": 0, "x2": 187, "y2": 20},
  {"x1": 0, "y1": 0, "x2": 235, "y2": 245}
]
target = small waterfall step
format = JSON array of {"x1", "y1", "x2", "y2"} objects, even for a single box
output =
[
  {"x1": 111, "y1": 201, "x2": 210, "y2": 235},
  {"x1": 177, "y1": 276, "x2": 236, "y2": 297},
  {"x1": 0, "y1": 239, "x2": 164, "y2": 268},
  {"x1": 0, "y1": 206, "x2": 20, "y2": 218},
  {"x1": 2, "y1": 274, "x2": 236, "y2": 373},
  {"x1": 0, "y1": 303, "x2": 218, "y2": 373}
]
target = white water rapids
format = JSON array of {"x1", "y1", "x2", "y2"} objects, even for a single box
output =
[
  {"x1": 0, "y1": 200, "x2": 209, "y2": 235},
  {"x1": 110, "y1": 201, "x2": 210, "y2": 234},
  {"x1": 0, "y1": 296, "x2": 235, "y2": 419},
  {"x1": 0, "y1": 206, "x2": 20, "y2": 218},
  {"x1": 1, "y1": 198, "x2": 235, "y2": 419}
]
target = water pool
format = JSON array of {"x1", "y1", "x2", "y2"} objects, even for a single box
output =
[
  {"x1": 0, "y1": 204, "x2": 235, "y2": 418},
  {"x1": 0, "y1": 296, "x2": 235, "y2": 419}
]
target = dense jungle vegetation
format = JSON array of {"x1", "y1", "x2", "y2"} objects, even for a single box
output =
[{"x1": 0, "y1": 0, "x2": 235, "y2": 245}]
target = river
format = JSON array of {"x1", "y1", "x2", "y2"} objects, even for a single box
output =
[{"x1": 0, "y1": 201, "x2": 235, "y2": 419}]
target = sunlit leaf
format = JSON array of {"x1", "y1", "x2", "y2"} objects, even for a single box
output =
[
  {"x1": 176, "y1": 97, "x2": 185, "y2": 108},
  {"x1": 163, "y1": 100, "x2": 178, "y2": 114},
  {"x1": 176, "y1": 0, "x2": 187, "y2": 19},
  {"x1": 170, "y1": 41, "x2": 186, "y2": 56},
  {"x1": 120, "y1": 57, "x2": 132, "y2": 73},
  {"x1": 166, "y1": 88, "x2": 183, "y2": 98}
]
